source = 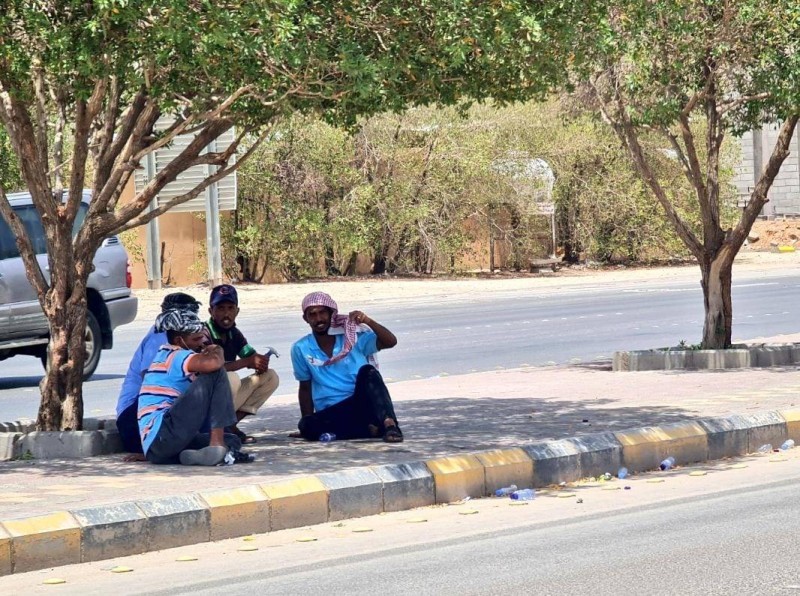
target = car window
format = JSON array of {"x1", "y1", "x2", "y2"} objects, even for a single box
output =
[{"x1": 0, "y1": 202, "x2": 88, "y2": 259}]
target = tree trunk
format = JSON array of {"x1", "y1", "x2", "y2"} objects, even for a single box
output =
[
  {"x1": 37, "y1": 262, "x2": 90, "y2": 431},
  {"x1": 699, "y1": 251, "x2": 733, "y2": 349}
]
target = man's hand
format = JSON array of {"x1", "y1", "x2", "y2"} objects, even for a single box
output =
[
  {"x1": 201, "y1": 344, "x2": 223, "y2": 358},
  {"x1": 247, "y1": 353, "x2": 270, "y2": 374},
  {"x1": 349, "y1": 310, "x2": 371, "y2": 326}
]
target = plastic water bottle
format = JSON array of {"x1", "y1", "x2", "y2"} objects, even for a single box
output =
[
  {"x1": 659, "y1": 457, "x2": 675, "y2": 471},
  {"x1": 494, "y1": 484, "x2": 518, "y2": 497},
  {"x1": 618, "y1": 467, "x2": 629, "y2": 479},
  {"x1": 510, "y1": 488, "x2": 535, "y2": 501},
  {"x1": 757, "y1": 443, "x2": 773, "y2": 453},
  {"x1": 319, "y1": 433, "x2": 337, "y2": 443},
  {"x1": 780, "y1": 439, "x2": 795, "y2": 451}
]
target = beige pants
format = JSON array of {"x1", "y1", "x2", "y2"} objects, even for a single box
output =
[{"x1": 227, "y1": 369, "x2": 279, "y2": 415}]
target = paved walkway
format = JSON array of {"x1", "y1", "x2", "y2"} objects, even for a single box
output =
[{"x1": 2, "y1": 354, "x2": 800, "y2": 522}]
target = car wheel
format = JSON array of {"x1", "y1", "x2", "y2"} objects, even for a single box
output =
[{"x1": 40, "y1": 310, "x2": 103, "y2": 381}]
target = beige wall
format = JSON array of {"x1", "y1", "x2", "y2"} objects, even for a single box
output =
[{"x1": 120, "y1": 180, "x2": 211, "y2": 289}]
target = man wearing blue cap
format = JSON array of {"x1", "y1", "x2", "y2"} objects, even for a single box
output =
[{"x1": 206, "y1": 284, "x2": 279, "y2": 443}]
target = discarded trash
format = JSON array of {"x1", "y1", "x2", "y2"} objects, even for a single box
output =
[
  {"x1": 510, "y1": 488, "x2": 536, "y2": 501},
  {"x1": 659, "y1": 457, "x2": 676, "y2": 471},
  {"x1": 296, "y1": 537, "x2": 318, "y2": 542},
  {"x1": 780, "y1": 439, "x2": 795, "y2": 451},
  {"x1": 576, "y1": 498, "x2": 584, "y2": 504},
  {"x1": 110, "y1": 566, "x2": 133, "y2": 573},
  {"x1": 624, "y1": 486, "x2": 631, "y2": 490},
  {"x1": 558, "y1": 481, "x2": 567, "y2": 487},
  {"x1": 43, "y1": 578, "x2": 67, "y2": 585},
  {"x1": 494, "y1": 484, "x2": 518, "y2": 497},
  {"x1": 618, "y1": 467, "x2": 629, "y2": 480},
  {"x1": 601, "y1": 472, "x2": 613, "y2": 481},
  {"x1": 757, "y1": 444, "x2": 773, "y2": 453},
  {"x1": 175, "y1": 556, "x2": 198, "y2": 562},
  {"x1": 319, "y1": 433, "x2": 337, "y2": 443}
]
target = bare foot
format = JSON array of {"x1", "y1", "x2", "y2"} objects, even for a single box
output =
[
  {"x1": 383, "y1": 418, "x2": 403, "y2": 443},
  {"x1": 122, "y1": 453, "x2": 146, "y2": 462}
]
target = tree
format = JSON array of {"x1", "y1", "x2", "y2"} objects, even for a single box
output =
[
  {"x1": 567, "y1": 0, "x2": 800, "y2": 347},
  {"x1": 0, "y1": 1, "x2": 569, "y2": 430}
]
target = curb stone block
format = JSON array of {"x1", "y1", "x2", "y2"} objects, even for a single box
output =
[
  {"x1": 260, "y1": 477, "x2": 328, "y2": 531},
  {"x1": 691, "y1": 349, "x2": 750, "y2": 369},
  {"x1": 698, "y1": 416, "x2": 750, "y2": 460},
  {"x1": 780, "y1": 409, "x2": 800, "y2": 443},
  {"x1": 570, "y1": 432, "x2": 623, "y2": 478},
  {"x1": 615, "y1": 421, "x2": 708, "y2": 472},
  {"x1": 199, "y1": 485, "x2": 270, "y2": 541},
  {"x1": 318, "y1": 469, "x2": 383, "y2": 521},
  {"x1": 371, "y1": 462, "x2": 435, "y2": 512},
  {"x1": 0, "y1": 432, "x2": 21, "y2": 461},
  {"x1": 2, "y1": 511, "x2": 81, "y2": 573},
  {"x1": 100, "y1": 430, "x2": 123, "y2": 454},
  {"x1": 0, "y1": 525, "x2": 10, "y2": 576},
  {"x1": 752, "y1": 345, "x2": 792, "y2": 367},
  {"x1": 524, "y1": 439, "x2": 582, "y2": 485},
  {"x1": 474, "y1": 449, "x2": 534, "y2": 495},
  {"x1": 72, "y1": 502, "x2": 147, "y2": 562},
  {"x1": 18, "y1": 431, "x2": 104, "y2": 459},
  {"x1": 425, "y1": 455, "x2": 485, "y2": 503},
  {"x1": 136, "y1": 495, "x2": 209, "y2": 551},
  {"x1": 742, "y1": 411, "x2": 787, "y2": 453}
]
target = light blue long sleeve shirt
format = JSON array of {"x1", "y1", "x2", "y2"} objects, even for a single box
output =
[{"x1": 116, "y1": 326, "x2": 168, "y2": 416}]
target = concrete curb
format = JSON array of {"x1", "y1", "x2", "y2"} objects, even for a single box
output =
[
  {"x1": 613, "y1": 342, "x2": 800, "y2": 371},
  {"x1": 0, "y1": 417, "x2": 121, "y2": 461},
  {"x1": 1, "y1": 408, "x2": 798, "y2": 576}
]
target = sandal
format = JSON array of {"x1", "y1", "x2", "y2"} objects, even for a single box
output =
[
  {"x1": 383, "y1": 425, "x2": 404, "y2": 443},
  {"x1": 231, "y1": 427, "x2": 258, "y2": 444}
]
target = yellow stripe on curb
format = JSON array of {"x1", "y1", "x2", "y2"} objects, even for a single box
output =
[
  {"x1": 260, "y1": 477, "x2": 328, "y2": 531},
  {"x1": 0, "y1": 525, "x2": 10, "y2": 576},
  {"x1": 426, "y1": 455, "x2": 485, "y2": 503},
  {"x1": 780, "y1": 409, "x2": 800, "y2": 443},
  {"x1": 615, "y1": 421, "x2": 708, "y2": 472},
  {"x1": 199, "y1": 485, "x2": 270, "y2": 541},
  {"x1": 2, "y1": 511, "x2": 81, "y2": 573},
  {"x1": 474, "y1": 449, "x2": 534, "y2": 497}
]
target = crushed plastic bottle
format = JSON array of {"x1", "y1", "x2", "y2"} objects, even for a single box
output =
[
  {"x1": 780, "y1": 439, "x2": 795, "y2": 451},
  {"x1": 659, "y1": 456, "x2": 676, "y2": 471},
  {"x1": 319, "y1": 433, "x2": 337, "y2": 443},
  {"x1": 494, "y1": 484, "x2": 518, "y2": 497},
  {"x1": 757, "y1": 443, "x2": 773, "y2": 453},
  {"x1": 617, "y1": 467, "x2": 629, "y2": 480},
  {"x1": 510, "y1": 488, "x2": 536, "y2": 501},
  {"x1": 601, "y1": 472, "x2": 613, "y2": 481}
]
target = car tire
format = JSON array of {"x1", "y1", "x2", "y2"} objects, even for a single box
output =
[{"x1": 40, "y1": 310, "x2": 103, "y2": 381}]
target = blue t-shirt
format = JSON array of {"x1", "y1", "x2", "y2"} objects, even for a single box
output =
[
  {"x1": 116, "y1": 326, "x2": 167, "y2": 416},
  {"x1": 137, "y1": 345, "x2": 197, "y2": 454},
  {"x1": 291, "y1": 331, "x2": 378, "y2": 411}
]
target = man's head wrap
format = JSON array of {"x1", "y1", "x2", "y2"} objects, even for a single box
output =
[
  {"x1": 301, "y1": 292, "x2": 357, "y2": 366},
  {"x1": 154, "y1": 309, "x2": 205, "y2": 334},
  {"x1": 160, "y1": 292, "x2": 201, "y2": 314}
]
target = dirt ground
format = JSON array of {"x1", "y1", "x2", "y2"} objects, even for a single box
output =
[
  {"x1": 743, "y1": 219, "x2": 800, "y2": 251},
  {"x1": 132, "y1": 239, "x2": 800, "y2": 322}
]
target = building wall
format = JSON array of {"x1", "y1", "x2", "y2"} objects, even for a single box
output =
[{"x1": 734, "y1": 124, "x2": 800, "y2": 217}]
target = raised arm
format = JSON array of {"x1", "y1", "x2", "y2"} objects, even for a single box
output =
[
  {"x1": 349, "y1": 311, "x2": 397, "y2": 350},
  {"x1": 186, "y1": 344, "x2": 226, "y2": 374}
]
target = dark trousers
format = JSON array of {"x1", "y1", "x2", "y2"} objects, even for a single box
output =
[
  {"x1": 146, "y1": 369, "x2": 240, "y2": 465},
  {"x1": 298, "y1": 365, "x2": 400, "y2": 441},
  {"x1": 118, "y1": 402, "x2": 143, "y2": 454}
]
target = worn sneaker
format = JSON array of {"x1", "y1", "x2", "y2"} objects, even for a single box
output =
[{"x1": 179, "y1": 445, "x2": 228, "y2": 466}]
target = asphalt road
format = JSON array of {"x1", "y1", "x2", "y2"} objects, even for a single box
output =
[{"x1": 1, "y1": 270, "x2": 799, "y2": 421}]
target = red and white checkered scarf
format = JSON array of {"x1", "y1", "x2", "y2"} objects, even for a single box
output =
[{"x1": 302, "y1": 292, "x2": 365, "y2": 366}]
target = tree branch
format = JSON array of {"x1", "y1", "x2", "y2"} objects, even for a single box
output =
[{"x1": 0, "y1": 185, "x2": 49, "y2": 298}]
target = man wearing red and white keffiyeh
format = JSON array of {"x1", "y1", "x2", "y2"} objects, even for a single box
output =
[{"x1": 290, "y1": 292, "x2": 403, "y2": 443}]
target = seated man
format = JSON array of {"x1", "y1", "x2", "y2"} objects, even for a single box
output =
[
  {"x1": 205, "y1": 284, "x2": 279, "y2": 444},
  {"x1": 290, "y1": 291, "x2": 403, "y2": 443},
  {"x1": 138, "y1": 309, "x2": 242, "y2": 466},
  {"x1": 116, "y1": 292, "x2": 201, "y2": 455}
]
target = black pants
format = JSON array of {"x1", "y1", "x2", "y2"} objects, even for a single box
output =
[
  {"x1": 117, "y1": 402, "x2": 143, "y2": 454},
  {"x1": 298, "y1": 365, "x2": 400, "y2": 440},
  {"x1": 146, "y1": 369, "x2": 240, "y2": 464}
]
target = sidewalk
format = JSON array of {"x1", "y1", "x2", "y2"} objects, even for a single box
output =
[{"x1": 2, "y1": 354, "x2": 800, "y2": 522}]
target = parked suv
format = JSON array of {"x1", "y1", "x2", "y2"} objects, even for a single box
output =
[{"x1": 0, "y1": 191, "x2": 138, "y2": 379}]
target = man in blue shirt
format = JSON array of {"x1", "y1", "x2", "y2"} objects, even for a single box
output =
[
  {"x1": 138, "y1": 309, "x2": 241, "y2": 466},
  {"x1": 290, "y1": 291, "x2": 403, "y2": 442},
  {"x1": 116, "y1": 292, "x2": 202, "y2": 456}
]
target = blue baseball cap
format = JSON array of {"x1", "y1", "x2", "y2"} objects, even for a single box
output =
[{"x1": 209, "y1": 284, "x2": 238, "y2": 307}]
